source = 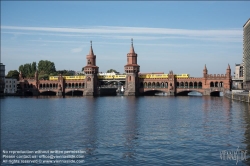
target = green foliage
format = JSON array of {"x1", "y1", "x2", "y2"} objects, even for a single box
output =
[
  {"x1": 107, "y1": 69, "x2": 119, "y2": 73},
  {"x1": 38, "y1": 60, "x2": 56, "y2": 75},
  {"x1": 18, "y1": 62, "x2": 37, "y2": 78},
  {"x1": 57, "y1": 70, "x2": 74, "y2": 76},
  {"x1": 6, "y1": 70, "x2": 19, "y2": 80},
  {"x1": 38, "y1": 74, "x2": 49, "y2": 80}
]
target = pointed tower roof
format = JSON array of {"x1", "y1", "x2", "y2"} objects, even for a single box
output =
[
  {"x1": 204, "y1": 64, "x2": 207, "y2": 70},
  {"x1": 89, "y1": 40, "x2": 94, "y2": 56},
  {"x1": 227, "y1": 64, "x2": 231, "y2": 70},
  {"x1": 129, "y1": 38, "x2": 135, "y2": 54}
]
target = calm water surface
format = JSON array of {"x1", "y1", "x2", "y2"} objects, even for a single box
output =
[{"x1": 1, "y1": 96, "x2": 250, "y2": 165}]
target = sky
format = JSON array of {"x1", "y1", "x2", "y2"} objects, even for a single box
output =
[{"x1": 1, "y1": 1, "x2": 250, "y2": 77}]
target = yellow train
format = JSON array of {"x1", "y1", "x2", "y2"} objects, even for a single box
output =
[
  {"x1": 175, "y1": 74, "x2": 189, "y2": 78},
  {"x1": 49, "y1": 74, "x2": 189, "y2": 80},
  {"x1": 49, "y1": 76, "x2": 85, "y2": 81},
  {"x1": 138, "y1": 74, "x2": 189, "y2": 79}
]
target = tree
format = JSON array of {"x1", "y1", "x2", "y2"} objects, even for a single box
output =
[
  {"x1": 18, "y1": 62, "x2": 37, "y2": 78},
  {"x1": 38, "y1": 74, "x2": 49, "y2": 80},
  {"x1": 6, "y1": 70, "x2": 19, "y2": 80},
  {"x1": 107, "y1": 69, "x2": 119, "y2": 73},
  {"x1": 38, "y1": 60, "x2": 56, "y2": 75}
]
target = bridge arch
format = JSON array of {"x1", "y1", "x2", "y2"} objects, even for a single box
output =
[
  {"x1": 176, "y1": 90, "x2": 203, "y2": 96},
  {"x1": 210, "y1": 91, "x2": 221, "y2": 97},
  {"x1": 40, "y1": 90, "x2": 57, "y2": 96},
  {"x1": 24, "y1": 90, "x2": 33, "y2": 96},
  {"x1": 65, "y1": 90, "x2": 83, "y2": 96},
  {"x1": 142, "y1": 89, "x2": 167, "y2": 96}
]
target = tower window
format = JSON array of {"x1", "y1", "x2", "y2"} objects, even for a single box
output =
[{"x1": 88, "y1": 60, "x2": 91, "y2": 64}]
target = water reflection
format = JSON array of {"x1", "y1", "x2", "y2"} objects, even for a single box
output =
[
  {"x1": 123, "y1": 97, "x2": 139, "y2": 160},
  {"x1": 242, "y1": 103, "x2": 250, "y2": 165},
  {"x1": 83, "y1": 97, "x2": 98, "y2": 159}
]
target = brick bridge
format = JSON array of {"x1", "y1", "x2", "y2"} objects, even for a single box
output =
[{"x1": 18, "y1": 39, "x2": 231, "y2": 96}]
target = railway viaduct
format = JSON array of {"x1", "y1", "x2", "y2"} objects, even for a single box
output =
[{"x1": 18, "y1": 40, "x2": 231, "y2": 96}]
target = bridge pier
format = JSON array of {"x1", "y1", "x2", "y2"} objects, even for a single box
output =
[
  {"x1": 167, "y1": 91, "x2": 175, "y2": 96},
  {"x1": 57, "y1": 91, "x2": 63, "y2": 96}
]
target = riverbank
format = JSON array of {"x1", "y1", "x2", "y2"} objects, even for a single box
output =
[{"x1": 224, "y1": 91, "x2": 250, "y2": 103}]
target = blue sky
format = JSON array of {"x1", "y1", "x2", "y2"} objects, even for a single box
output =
[{"x1": 1, "y1": 1, "x2": 250, "y2": 77}]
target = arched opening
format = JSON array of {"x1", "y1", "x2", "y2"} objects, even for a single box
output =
[
  {"x1": 65, "y1": 83, "x2": 68, "y2": 88},
  {"x1": 165, "y1": 82, "x2": 168, "y2": 88},
  {"x1": 69, "y1": 83, "x2": 71, "y2": 88},
  {"x1": 40, "y1": 91, "x2": 56, "y2": 96},
  {"x1": 156, "y1": 82, "x2": 160, "y2": 88},
  {"x1": 189, "y1": 82, "x2": 193, "y2": 88},
  {"x1": 87, "y1": 77, "x2": 91, "y2": 81},
  {"x1": 215, "y1": 82, "x2": 218, "y2": 87},
  {"x1": 65, "y1": 90, "x2": 83, "y2": 96},
  {"x1": 152, "y1": 82, "x2": 155, "y2": 88},
  {"x1": 210, "y1": 82, "x2": 214, "y2": 87},
  {"x1": 143, "y1": 90, "x2": 167, "y2": 96},
  {"x1": 76, "y1": 83, "x2": 78, "y2": 88},
  {"x1": 24, "y1": 91, "x2": 33, "y2": 96},
  {"x1": 161, "y1": 82, "x2": 164, "y2": 88},
  {"x1": 129, "y1": 76, "x2": 131, "y2": 81},
  {"x1": 180, "y1": 82, "x2": 184, "y2": 88},
  {"x1": 72, "y1": 83, "x2": 75, "y2": 88},
  {"x1": 198, "y1": 82, "x2": 202, "y2": 88},
  {"x1": 176, "y1": 82, "x2": 179, "y2": 88},
  {"x1": 176, "y1": 90, "x2": 202, "y2": 96},
  {"x1": 219, "y1": 82, "x2": 223, "y2": 87},
  {"x1": 194, "y1": 82, "x2": 197, "y2": 88},
  {"x1": 148, "y1": 82, "x2": 151, "y2": 88},
  {"x1": 184, "y1": 82, "x2": 188, "y2": 88},
  {"x1": 144, "y1": 82, "x2": 147, "y2": 88},
  {"x1": 50, "y1": 83, "x2": 52, "y2": 88},
  {"x1": 210, "y1": 91, "x2": 220, "y2": 97}
]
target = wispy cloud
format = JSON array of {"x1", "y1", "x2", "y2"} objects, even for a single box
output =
[
  {"x1": 1, "y1": 25, "x2": 242, "y2": 42},
  {"x1": 71, "y1": 47, "x2": 83, "y2": 53}
]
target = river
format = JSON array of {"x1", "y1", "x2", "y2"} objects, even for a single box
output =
[{"x1": 1, "y1": 96, "x2": 250, "y2": 165}]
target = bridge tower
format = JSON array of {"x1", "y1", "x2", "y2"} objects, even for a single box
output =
[
  {"x1": 83, "y1": 41, "x2": 99, "y2": 96},
  {"x1": 168, "y1": 70, "x2": 176, "y2": 95},
  {"x1": 203, "y1": 64, "x2": 208, "y2": 78},
  {"x1": 224, "y1": 64, "x2": 231, "y2": 90},
  {"x1": 124, "y1": 39, "x2": 140, "y2": 96}
]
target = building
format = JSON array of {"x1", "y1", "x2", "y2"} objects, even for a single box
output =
[
  {"x1": 0, "y1": 63, "x2": 5, "y2": 95},
  {"x1": 232, "y1": 63, "x2": 243, "y2": 89},
  {"x1": 243, "y1": 18, "x2": 250, "y2": 90},
  {"x1": 4, "y1": 77, "x2": 18, "y2": 94}
]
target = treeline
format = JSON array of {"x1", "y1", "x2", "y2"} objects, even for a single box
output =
[{"x1": 6, "y1": 60, "x2": 80, "y2": 80}]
